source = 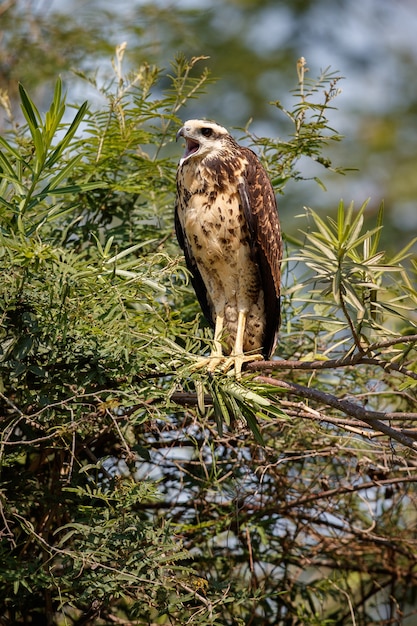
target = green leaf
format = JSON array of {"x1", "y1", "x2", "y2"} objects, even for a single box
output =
[
  {"x1": 40, "y1": 154, "x2": 83, "y2": 193},
  {"x1": 210, "y1": 385, "x2": 228, "y2": 434},
  {"x1": 239, "y1": 402, "x2": 265, "y2": 445},
  {"x1": 104, "y1": 240, "x2": 158, "y2": 264},
  {"x1": 45, "y1": 100, "x2": 88, "y2": 168},
  {"x1": 370, "y1": 201, "x2": 384, "y2": 256},
  {"x1": 305, "y1": 233, "x2": 337, "y2": 260},
  {"x1": 0, "y1": 136, "x2": 23, "y2": 164},
  {"x1": 18, "y1": 82, "x2": 41, "y2": 130},
  {"x1": 37, "y1": 181, "x2": 108, "y2": 198},
  {"x1": 33, "y1": 126, "x2": 46, "y2": 167},
  {"x1": 44, "y1": 78, "x2": 65, "y2": 139}
]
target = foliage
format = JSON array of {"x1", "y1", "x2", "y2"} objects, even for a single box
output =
[
  {"x1": 251, "y1": 57, "x2": 349, "y2": 191},
  {"x1": 0, "y1": 47, "x2": 417, "y2": 626},
  {"x1": 2, "y1": 0, "x2": 417, "y2": 251}
]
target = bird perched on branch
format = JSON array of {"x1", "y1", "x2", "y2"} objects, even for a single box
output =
[{"x1": 175, "y1": 119, "x2": 282, "y2": 377}]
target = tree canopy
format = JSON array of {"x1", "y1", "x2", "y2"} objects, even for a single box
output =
[
  {"x1": 0, "y1": 44, "x2": 417, "y2": 625},
  {"x1": 2, "y1": 0, "x2": 417, "y2": 247}
]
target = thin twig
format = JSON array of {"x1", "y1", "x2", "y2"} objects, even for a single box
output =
[{"x1": 368, "y1": 333, "x2": 417, "y2": 351}]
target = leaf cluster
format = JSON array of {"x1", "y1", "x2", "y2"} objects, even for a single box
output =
[
  {"x1": 288, "y1": 199, "x2": 417, "y2": 356},
  {"x1": 244, "y1": 60, "x2": 350, "y2": 192}
]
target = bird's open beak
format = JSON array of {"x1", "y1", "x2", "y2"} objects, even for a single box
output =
[{"x1": 177, "y1": 127, "x2": 200, "y2": 161}]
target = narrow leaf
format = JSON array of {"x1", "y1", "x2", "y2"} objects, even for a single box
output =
[
  {"x1": 0, "y1": 136, "x2": 23, "y2": 162},
  {"x1": 45, "y1": 101, "x2": 88, "y2": 168},
  {"x1": 239, "y1": 403, "x2": 265, "y2": 445},
  {"x1": 104, "y1": 240, "x2": 158, "y2": 264},
  {"x1": 40, "y1": 154, "x2": 83, "y2": 193},
  {"x1": 305, "y1": 234, "x2": 338, "y2": 260},
  {"x1": 18, "y1": 83, "x2": 41, "y2": 131}
]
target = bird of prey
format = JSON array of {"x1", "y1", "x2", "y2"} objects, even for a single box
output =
[{"x1": 175, "y1": 119, "x2": 282, "y2": 377}]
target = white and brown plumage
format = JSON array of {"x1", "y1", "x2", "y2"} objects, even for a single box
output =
[{"x1": 175, "y1": 119, "x2": 282, "y2": 377}]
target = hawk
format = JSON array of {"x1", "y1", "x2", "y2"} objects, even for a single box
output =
[{"x1": 175, "y1": 119, "x2": 282, "y2": 377}]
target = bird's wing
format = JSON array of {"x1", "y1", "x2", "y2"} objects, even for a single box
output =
[
  {"x1": 174, "y1": 197, "x2": 215, "y2": 329},
  {"x1": 238, "y1": 147, "x2": 282, "y2": 358}
]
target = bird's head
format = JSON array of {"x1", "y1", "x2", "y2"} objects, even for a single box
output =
[{"x1": 176, "y1": 119, "x2": 229, "y2": 165}]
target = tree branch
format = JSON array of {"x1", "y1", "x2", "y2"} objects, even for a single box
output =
[
  {"x1": 246, "y1": 352, "x2": 417, "y2": 381},
  {"x1": 255, "y1": 375, "x2": 417, "y2": 452}
]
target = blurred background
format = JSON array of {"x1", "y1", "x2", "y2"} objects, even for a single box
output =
[{"x1": 1, "y1": 0, "x2": 417, "y2": 250}]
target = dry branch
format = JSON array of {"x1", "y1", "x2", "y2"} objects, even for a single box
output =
[{"x1": 255, "y1": 375, "x2": 417, "y2": 452}]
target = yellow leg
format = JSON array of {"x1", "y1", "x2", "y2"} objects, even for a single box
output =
[
  {"x1": 191, "y1": 314, "x2": 225, "y2": 372},
  {"x1": 192, "y1": 311, "x2": 262, "y2": 378},
  {"x1": 212, "y1": 314, "x2": 224, "y2": 358},
  {"x1": 222, "y1": 311, "x2": 262, "y2": 379},
  {"x1": 235, "y1": 310, "x2": 246, "y2": 355}
]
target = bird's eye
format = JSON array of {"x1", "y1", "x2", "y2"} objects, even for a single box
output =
[{"x1": 201, "y1": 127, "x2": 213, "y2": 137}]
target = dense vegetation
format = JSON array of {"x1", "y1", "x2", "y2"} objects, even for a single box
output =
[{"x1": 0, "y1": 41, "x2": 417, "y2": 626}]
